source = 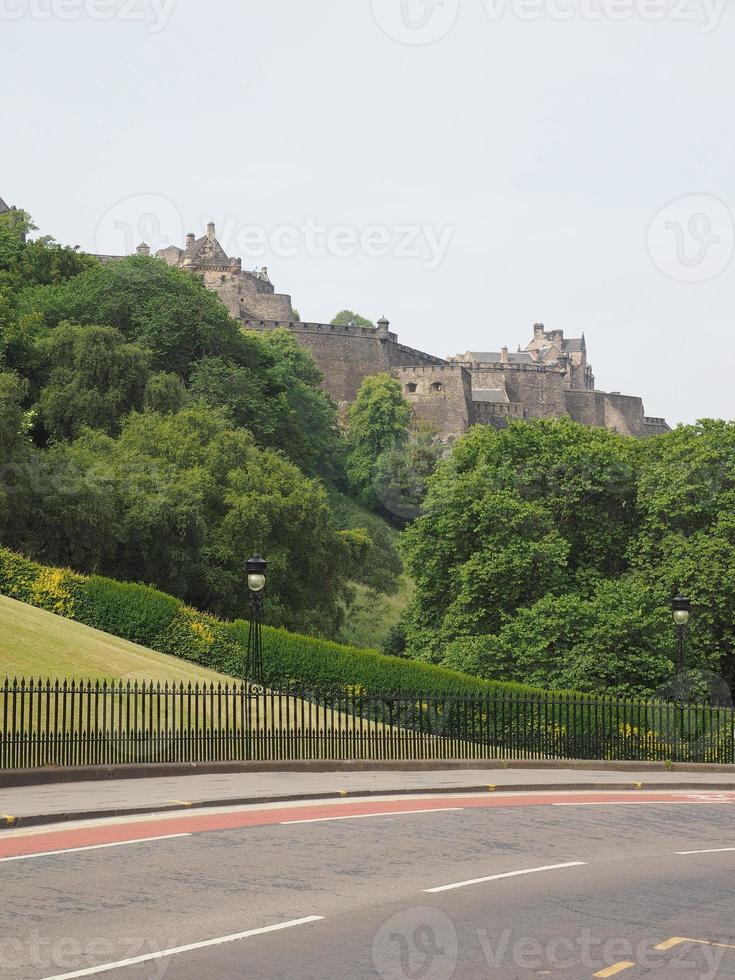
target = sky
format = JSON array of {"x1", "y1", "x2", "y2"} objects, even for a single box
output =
[{"x1": 1, "y1": 0, "x2": 733, "y2": 425}]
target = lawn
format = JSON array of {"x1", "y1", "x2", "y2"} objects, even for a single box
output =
[{"x1": 0, "y1": 594, "x2": 238, "y2": 686}]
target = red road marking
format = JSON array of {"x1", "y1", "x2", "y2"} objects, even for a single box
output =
[{"x1": 1, "y1": 792, "x2": 734, "y2": 861}]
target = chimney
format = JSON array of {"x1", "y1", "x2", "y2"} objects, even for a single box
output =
[
  {"x1": 207, "y1": 222, "x2": 216, "y2": 241},
  {"x1": 186, "y1": 233, "x2": 195, "y2": 248},
  {"x1": 136, "y1": 242, "x2": 150, "y2": 257},
  {"x1": 500, "y1": 346, "x2": 509, "y2": 364},
  {"x1": 533, "y1": 321, "x2": 545, "y2": 340}
]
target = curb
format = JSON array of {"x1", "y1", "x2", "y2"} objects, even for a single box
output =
[
  {"x1": 2, "y1": 757, "x2": 734, "y2": 789},
  {"x1": 4, "y1": 780, "x2": 735, "y2": 831}
]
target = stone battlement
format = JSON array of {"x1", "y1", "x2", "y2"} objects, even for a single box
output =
[
  {"x1": 6, "y1": 190, "x2": 665, "y2": 441},
  {"x1": 242, "y1": 318, "x2": 398, "y2": 342}
]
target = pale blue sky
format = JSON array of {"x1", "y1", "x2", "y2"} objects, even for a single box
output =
[{"x1": 2, "y1": 0, "x2": 733, "y2": 424}]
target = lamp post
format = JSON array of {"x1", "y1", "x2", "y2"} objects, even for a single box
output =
[
  {"x1": 245, "y1": 555, "x2": 267, "y2": 684},
  {"x1": 672, "y1": 593, "x2": 692, "y2": 676}
]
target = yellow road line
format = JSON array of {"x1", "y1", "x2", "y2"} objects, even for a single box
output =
[
  {"x1": 655, "y1": 937, "x2": 735, "y2": 952},
  {"x1": 593, "y1": 962, "x2": 635, "y2": 977}
]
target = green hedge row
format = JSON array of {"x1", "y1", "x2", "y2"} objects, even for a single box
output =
[{"x1": 0, "y1": 547, "x2": 544, "y2": 697}]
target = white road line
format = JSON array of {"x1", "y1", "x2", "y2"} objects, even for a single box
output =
[
  {"x1": 424, "y1": 861, "x2": 586, "y2": 893},
  {"x1": 0, "y1": 834, "x2": 191, "y2": 863},
  {"x1": 40, "y1": 916, "x2": 325, "y2": 979},
  {"x1": 552, "y1": 802, "x2": 669, "y2": 807},
  {"x1": 281, "y1": 807, "x2": 464, "y2": 825},
  {"x1": 677, "y1": 847, "x2": 735, "y2": 855}
]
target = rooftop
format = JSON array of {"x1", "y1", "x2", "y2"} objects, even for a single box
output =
[
  {"x1": 562, "y1": 338, "x2": 585, "y2": 353},
  {"x1": 472, "y1": 388, "x2": 510, "y2": 404},
  {"x1": 465, "y1": 350, "x2": 533, "y2": 364}
]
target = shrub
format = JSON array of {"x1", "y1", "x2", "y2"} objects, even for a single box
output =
[
  {"x1": 80, "y1": 577, "x2": 182, "y2": 648},
  {"x1": 0, "y1": 546, "x2": 542, "y2": 697}
]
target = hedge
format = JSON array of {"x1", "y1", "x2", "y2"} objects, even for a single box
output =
[{"x1": 0, "y1": 547, "x2": 546, "y2": 697}]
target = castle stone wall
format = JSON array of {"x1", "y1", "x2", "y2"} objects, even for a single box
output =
[
  {"x1": 201, "y1": 269, "x2": 294, "y2": 321},
  {"x1": 470, "y1": 401, "x2": 525, "y2": 428},
  {"x1": 392, "y1": 365, "x2": 472, "y2": 439},
  {"x1": 467, "y1": 363, "x2": 569, "y2": 419},
  {"x1": 244, "y1": 319, "x2": 392, "y2": 406},
  {"x1": 243, "y1": 319, "x2": 446, "y2": 408},
  {"x1": 564, "y1": 389, "x2": 647, "y2": 437}
]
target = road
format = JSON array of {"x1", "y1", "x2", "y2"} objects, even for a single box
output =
[{"x1": 3, "y1": 791, "x2": 735, "y2": 979}]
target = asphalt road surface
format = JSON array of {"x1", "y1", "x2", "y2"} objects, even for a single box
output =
[{"x1": 3, "y1": 791, "x2": 735, "y2": 979}]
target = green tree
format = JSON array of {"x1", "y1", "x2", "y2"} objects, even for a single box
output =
[
  {"x1": 0, "y1": 209, "x2": 35, "y2": 272},
  {"x1": 258, "y1": 329, "x2": 344, "y2": 483},
  {"x1": 442, "y1": 574, "x2": 672, "y2": 695},
  {"x1": 0, "y1": 371, "x2": 35, "y2": 546},
  {"x1": 330, "y1": 310, "x2": 375, "y2": 330},
  {"x1": 373, "y1": 420, "x2": 443, "y2": 525},
  {"x1": 36, "y1": 324, "x2": 151, "y2": 440},
  {"x1": 402, "y1": 487, "x2": 569, "y2": 662},
  {"x1": 16, "y1": 255, "x2": 257, "y2": 377},
  {"x1": 143, "y1": 372, "x2": 189, "y2": 414},
  {"x1": 630, "y1": 420, "x2": 735, "y2": 688},
  {"x1": 31, "y1": 405, "x2": 359, "y2": 635},
  {"x1": 346, "y1": 374, "x2": 411, "y2": 507},
  {"x1": 446, "y1": 419, "x2": 640, "y2": 578}
]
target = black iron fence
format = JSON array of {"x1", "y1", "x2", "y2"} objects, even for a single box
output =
[{"x1": 1, "y1": 678, "x2": 734, "y2": 769}]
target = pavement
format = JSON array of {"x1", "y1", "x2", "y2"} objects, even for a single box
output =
[
  {"x1": 4, "y1": 763, "x2": 735, "y2": 827},
  {"x1": 3, "y1": 788, "x2": 735, "y2": 978}
]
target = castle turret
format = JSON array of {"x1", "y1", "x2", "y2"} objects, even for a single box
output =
[
  {"x1": 136, "y1": 242, "x2": 151, "y2": 257},
  {"x1": 377, "y1": 315, "x2": 390, "y2": 338}
]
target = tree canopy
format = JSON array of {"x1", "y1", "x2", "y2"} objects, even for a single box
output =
[
  {"x1": 330, "y1": 310, "x2": 375, "y2": 330},
  {"x1": 0, "y1": 214, "x2": 400, "y2": 638},
  {"x1": 400, "y1": 418, "x2": 735, "y2": 696}
]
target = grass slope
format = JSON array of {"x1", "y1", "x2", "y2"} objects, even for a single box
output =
[{"x1": 0, "y1": 594, "x2": 236, "y2": 685}]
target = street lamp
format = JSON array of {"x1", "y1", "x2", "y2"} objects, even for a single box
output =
[
  {"x1": 245, "y1": 555, "x2": 267, "y2": 684},
  {"x1": 672, "y1": 593, "x2": 692, "y2": 675}
]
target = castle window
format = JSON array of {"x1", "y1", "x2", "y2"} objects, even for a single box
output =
[
  {"x1": 405, "y1": 383, "x2": 418, "y2": 394},
  {"x1": 430, "y1": 382, "x2": 444, "y2": 393}
]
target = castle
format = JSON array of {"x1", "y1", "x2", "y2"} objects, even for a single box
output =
[
  {"x1": 3, "y1": 199, "x2": 669, "y2": 439},
  {"x1": 141, "y1": 222, "x2": 667, "y2": 439}
]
